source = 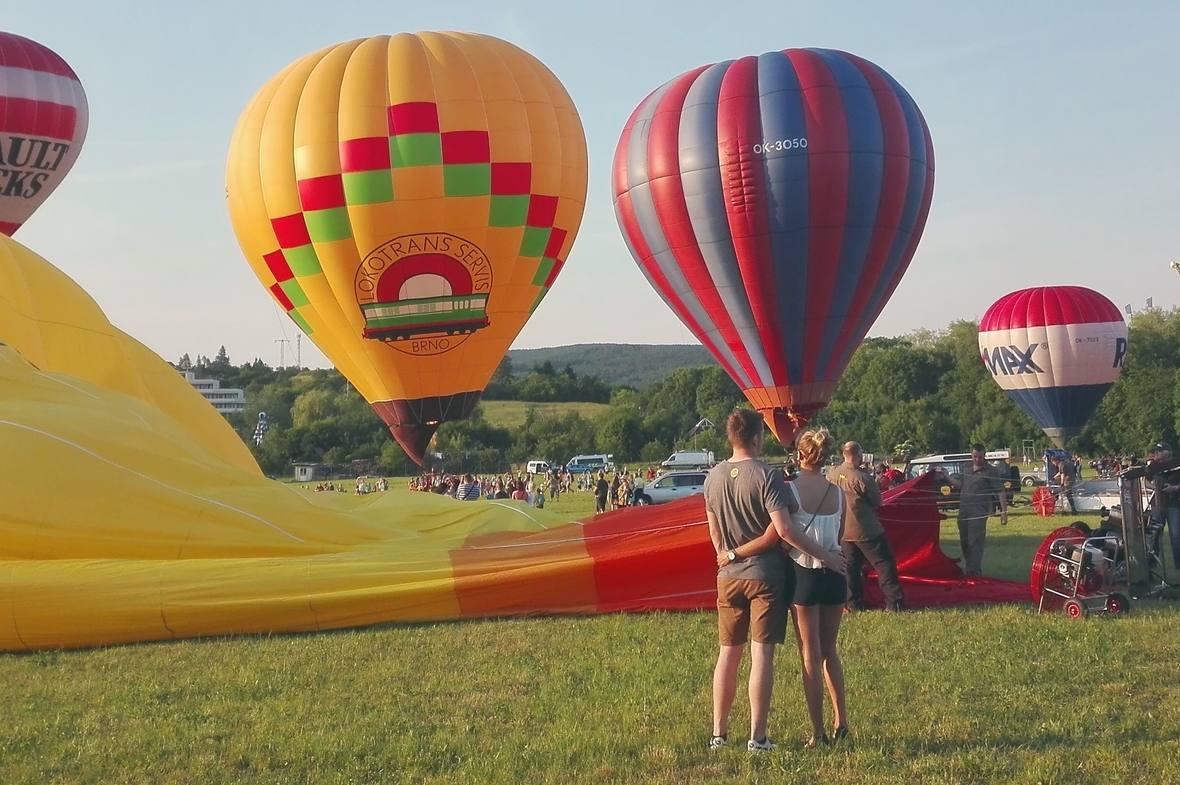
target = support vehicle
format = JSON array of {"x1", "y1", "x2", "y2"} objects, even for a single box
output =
[{"x1": 634, "y1": 470, "x2": 707, "y2": 505}]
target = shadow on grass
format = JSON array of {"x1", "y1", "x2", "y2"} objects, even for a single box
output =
[{"x1": 891, "y1": 725, "x2": 1178, "y2": 755}]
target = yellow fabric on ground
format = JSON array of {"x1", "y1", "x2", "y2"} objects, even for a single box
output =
[{"x1": 0, "y1": 235, "x2": 572, "y2": 650}]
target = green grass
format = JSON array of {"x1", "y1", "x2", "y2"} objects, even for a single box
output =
[
  {"x1": 478, "y1": 399, "x2": 610, "y2": 429},
  {"x1": 3, "y1": 500, "x2": 1179, "y2": 784}
]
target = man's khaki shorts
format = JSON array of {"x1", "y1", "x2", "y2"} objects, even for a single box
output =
[{"x1": 717, "y1": 575, "x2": 788, "y2": 645}]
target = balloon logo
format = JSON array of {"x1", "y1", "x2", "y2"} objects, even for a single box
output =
[
  {"x1": 227, "y1": 33, "x2": 587, "y2": 463},
  {"x1": 613, "y1": 48, "x2": 934, "y2": 445},
  {"x1": 0, "y1": 32, "x2": 88, "y2": 236},
  {"x1": 978, "y1": 286, "x2": 1128, "y2": 448},
  {"x1": 353, "y1": 232, "x2": 493, "y2": 353}
]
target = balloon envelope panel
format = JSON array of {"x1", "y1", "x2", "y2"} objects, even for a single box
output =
[
  {"x1": 227, "y1": 33, "x2": 587, "y2": 462},
  {"x1": 0, "y1": 32, "x2": 88, "y2": 235},
  {"x1": 978, "y1": 286, "x2": 1128, "y2": 446},
  {"x1": 613, "y1": 48, "x2": 934, "y2": 443}
]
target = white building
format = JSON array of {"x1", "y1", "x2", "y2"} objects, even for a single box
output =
[{"x1": 181, "y1": 370, "x2": 245, "y2": 414}]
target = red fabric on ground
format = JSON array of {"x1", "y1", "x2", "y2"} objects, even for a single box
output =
[{"x1": 577, "y1": 472, "x2": 1029, "y2": 611}]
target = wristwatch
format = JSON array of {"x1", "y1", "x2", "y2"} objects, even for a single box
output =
[{"x1": 726, "y1": 550, "x2": 738, "y2": 563}]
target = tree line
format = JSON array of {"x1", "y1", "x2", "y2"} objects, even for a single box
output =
[{"x1": 188, "y1": 308, "x2": 1180, "y2": 477}]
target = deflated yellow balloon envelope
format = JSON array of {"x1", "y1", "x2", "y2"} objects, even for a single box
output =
[{"x1": 226, "y1": 33, "x2": 588, "y2": 463}]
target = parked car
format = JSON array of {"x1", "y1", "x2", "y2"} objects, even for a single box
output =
[
  {"x1": 660, "y1": 449, "x2": 715, "y2": 469},
  {"x1": 634, "y1": 470, "x2": 707, "y2": 505},
  {"x1": 526, "y1": 460, "x2": 551, "y2": 475},
  {"x1": 1019, "y1": 467, "x2": 1047, "y2": 487},
  {"x1": 565, "y1": 454, "x2": 614, "y2": 474}
]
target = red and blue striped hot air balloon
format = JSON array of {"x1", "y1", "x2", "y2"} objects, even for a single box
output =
[
  {"x1": 978, "y1": 286, "x2": 1128, "y2": 448},
  {"x1": 613, "y1": 48, "x2": 934, "y2": 445},
  {"x1": 0, "y1": 32, "x2": 88, "y2": 236}
]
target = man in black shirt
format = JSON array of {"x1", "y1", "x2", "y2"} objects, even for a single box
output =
[
  {"x1": 594, "y1": 472, "x2": 610, "y2": 514},
  {"x1": 1148, "y1": 442, "x2": 1180, "y2": 570},
  {"x1": 1051, "y1": 456, "x2": 1078, "y2": 515},
  {"x1": 951, "y1": 444, "x2": 1008, "y2": 576}
]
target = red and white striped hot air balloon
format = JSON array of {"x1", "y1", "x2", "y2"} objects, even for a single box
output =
[{"x1": 0, "y1": 32, "x2": 88, "y2": 236}]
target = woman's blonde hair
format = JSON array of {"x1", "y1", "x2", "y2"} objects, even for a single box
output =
[{"x1": 796, "y1": 427, "x2": 834, "y2": 469}]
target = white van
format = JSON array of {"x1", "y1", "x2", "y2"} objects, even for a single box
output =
[
  {"x1": 566, "y1": 454, "x2": 614, "y2": 474},
  {"x1": 661, "y1": 450, "x2": 716, "y2": 469},
  {"x1": 526, "y1": 460, "x2": 551, "y2": 475},
  {"x1": 903, "y1": 450, "x2": 1014, "y2": 509}
]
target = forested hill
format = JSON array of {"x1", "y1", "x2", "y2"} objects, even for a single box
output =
[{"x1": 506, "y1": 344, "x2": 711, "y2": 388}]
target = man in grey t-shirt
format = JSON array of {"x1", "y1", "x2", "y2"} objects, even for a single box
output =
[{"x1": 704, "y1": 409, "x2": 844, "y2": 753}]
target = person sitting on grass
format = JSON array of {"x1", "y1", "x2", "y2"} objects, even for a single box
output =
[
  {"x1": 705, "y1": 409, "x2": 844, "y2": 753},
  {"x1": 510, "y1": 482, "x2": 528, "y2": 502}
]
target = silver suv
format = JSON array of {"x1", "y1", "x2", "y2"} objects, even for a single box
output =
[{"x1": 635, "y1": 470, "x2": 707, "y2": 505}]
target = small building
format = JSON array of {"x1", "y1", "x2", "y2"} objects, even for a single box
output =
[
  {"x1": 181, "y1": 370, "x2": 245, "y2": 414},
  {"x1": 293, "y1": 462, "x2": 326, "y2": 482}
]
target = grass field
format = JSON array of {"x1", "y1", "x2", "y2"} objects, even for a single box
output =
[
  {"x1": 3, "y1": 492, "x2": 1179, "y2": 785},
  {"x1": 478, "y1": 400, "x2": 610, "y2": 429}
]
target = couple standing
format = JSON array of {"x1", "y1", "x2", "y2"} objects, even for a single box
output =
[{"x1": 704, "y1": 409, "x2": 849, "y2": 751}]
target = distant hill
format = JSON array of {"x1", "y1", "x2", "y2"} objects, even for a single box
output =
[
  {"x1": 507, "y1": 344, "x2": 713, "y2": 388},
  {"x1": 480, "y1": 400, "x2": 611, "y2": 428}
]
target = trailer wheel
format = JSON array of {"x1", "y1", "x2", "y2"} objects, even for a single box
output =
[
  {"x1": 1105, "y1": 593, "x2": 1130, "y2": 616},
  {"x1": 1063, "y1": 599, "x2": 1086, "y2": 619}
]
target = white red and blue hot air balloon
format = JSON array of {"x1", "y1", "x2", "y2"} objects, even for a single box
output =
[{"x1": 978, "y1": 286, "x2": 1128, "y2": 447}]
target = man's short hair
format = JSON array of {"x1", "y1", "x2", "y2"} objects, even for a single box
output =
[
  {"x1": 726, "y1": 408, "x2": 763, "y2": 449},
  {"x1": 971, "y1": 442, "x2": 985, "y2": 453}
]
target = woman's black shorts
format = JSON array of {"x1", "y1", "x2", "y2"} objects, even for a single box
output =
[{"x1": 792, "y1": 563, "x2": 847, "y2": 606}]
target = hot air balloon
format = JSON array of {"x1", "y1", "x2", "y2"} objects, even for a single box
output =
[
  {"x1": 978, "y1": 286, "x2": 1128, "y2": 448},
  {"x1": 227, "y1": 34, "x2": 587, "y2": 463},
  {"x1": 613, "y1": 49, "x2": 934, "y2": 445},
  {"x1": 0, "y1": 32, "x2": 88, "y2": 236}
]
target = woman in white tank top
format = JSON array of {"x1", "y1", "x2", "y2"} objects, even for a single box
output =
[
  {"x1": 789, "y1": 427, "x2": 850, "y2": 747},
  {"x1": 788, "y1": 483, "x2": 843, "y2": 570}
]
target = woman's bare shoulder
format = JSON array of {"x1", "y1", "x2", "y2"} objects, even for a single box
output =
[{"x1": 793, "y1": 474, "x2": 839, "y2": 512}]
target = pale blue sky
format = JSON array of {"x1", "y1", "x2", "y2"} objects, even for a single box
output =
[{"x1": 8, "y1": 1, "x2": 1179, "y2": 368}]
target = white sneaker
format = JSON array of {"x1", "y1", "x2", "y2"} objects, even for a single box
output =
[
  {"x1": 747, "y1": 737, "x2": 776, "y2": 752},
  {"x1": 708, "y1": 735, "x2": 727, "y2": 750}
]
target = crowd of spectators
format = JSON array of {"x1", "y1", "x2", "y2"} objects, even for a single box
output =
[
  {"x1": 407, "y1": 467, "x2": 575, "y2": 508},
  {"x1": 399, "y1": 464, "x2": 669, "y2": 513},
  {"x1": 1091, "y1": 454, "x2": 1139, "y2": 478},
  {"x1": 311, "y1": 476, "x2": 389, "y2": 495}
]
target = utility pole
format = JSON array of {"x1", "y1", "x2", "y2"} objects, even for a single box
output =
[{"x1": 274, "y1": 338, "x2": 290, "y2": 368}]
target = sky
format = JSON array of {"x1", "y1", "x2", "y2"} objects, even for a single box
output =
[{"x1": 7, "y1": 1, "x2": 1179, "y2": 369}]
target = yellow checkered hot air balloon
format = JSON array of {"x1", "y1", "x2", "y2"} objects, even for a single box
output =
[{"x1": 226, "y1": 33, "x2": 587, "y2": 463}]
